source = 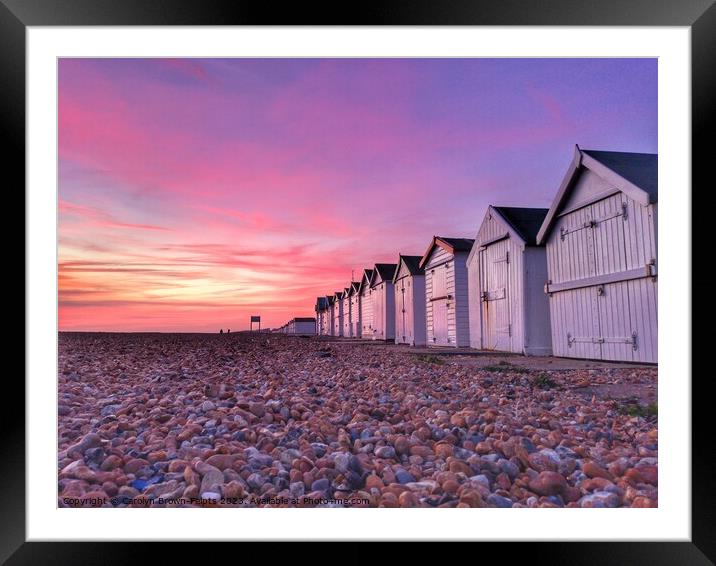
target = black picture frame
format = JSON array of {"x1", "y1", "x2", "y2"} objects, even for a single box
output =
[{"x1": 5, "y1": 0, "x2": 710, "y2": 563}]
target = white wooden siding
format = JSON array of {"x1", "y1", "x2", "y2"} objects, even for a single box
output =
[
  {"x1": 371, "y1": 281, "x2": 396, "y2": 340},
  {"x1": 342, "y1": 295, "x2": 352, "y2": 337},
  {"x1": 395, "y1": 270, "x2": 427, "y2": 346},
  {"x1": 360, "y1": 286, "x2": 373, "y2": 337},
  {"x1": 545, "y1": 176, "x2": 657, "y2": 362},
  {"x1": 332, "y1": 300, "x2": 343, "y2": 337},
  {"x1": 350, "y1": 294, "x2": 362, "y2": 338},
  {"x1": 425, "y1": 246, "x2": 471, "y2": 347},
  {"x1": 467, "y1": 208, "x2": 551, "y2": 355}
]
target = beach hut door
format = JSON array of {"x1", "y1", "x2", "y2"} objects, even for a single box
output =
[
  {"x1": 481, "y1": 240, "x2": 511, "y2": 351},
  {"x1": 399, "y1": 282, "x2": 407, "y2": 342},
  {"x1": 431, "y1": 266, "x2": 449, "y2": 345}
]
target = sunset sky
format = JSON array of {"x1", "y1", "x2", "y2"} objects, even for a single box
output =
[{"x1": 58, "y1": 58, "x2": 657, "y2": 332}]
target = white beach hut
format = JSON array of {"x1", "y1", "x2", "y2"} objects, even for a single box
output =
[
  {"x1": 314, "y1": 296, "x2": 330, "y2": 335},
  {"x1": 393, "y1": 255, "x2": 427, "y2": 346},
  {"x1": 332, "y1": 291, "x2": 344, "y2": 337},
  {"x1": 285, "y1": 317, "x2": 316, "y2": 335},
  {"x1": 420, "y1": 236, "x2": 474, "y2": 347},
  {"x1": 370, "y1": 263, "x2": 397, "y2": 341},
  {"x1": 359, "y1": 268, "x2": 375, "y2": 339},
  {"x1": 467, "y1": 206, "x2": 552, "y2": 355},
  {"x1": 326, "y1": 295, "x2": 336, "y2": 336},
  {"x1": 349, "y1": 281, "x2": 362, "y2": 338},
  {"x1": 537, "y1": 147, "x2": 658, "y2": 362},
  {"x1": 341, "y1": 287, "x2": 352, "y2": 338}
]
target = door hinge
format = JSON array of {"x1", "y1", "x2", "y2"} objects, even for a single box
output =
[
  {"x1": 508, "y1": 324, "x2": 512, "y2": 337},
  {"x1": 505, "y1": 251, "x2": 510, "y2": 264}
]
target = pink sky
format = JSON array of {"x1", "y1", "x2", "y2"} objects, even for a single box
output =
[{"x1": 58, "y1": 58, "x2": 657, "y2": 331}]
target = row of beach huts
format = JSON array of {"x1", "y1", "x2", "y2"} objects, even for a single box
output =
[{"x1": 281, "y1": 147, "x2": 658, "y2": 363}]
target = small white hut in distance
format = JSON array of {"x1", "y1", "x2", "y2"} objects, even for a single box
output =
[
  {"x1": 467, "y1": 206, "x2": 552, "y2": 355},
  {"x1": 332, "y1": 291, "x2": 344, "y2": 337},
  {"x1": 393, "y1": 255, "x2": 427, "y2": 346},
  {"x1": 349, "y1": 281, "x2": 361, "y2": 338},
  {"x1": 370, "y1": 263, "x2": 397, "y2": 341},
  {"x1": 359, "y1": 268, "x2": 375, "y2": 339},
  {"x1": 286, "y1": 317, "x2": 316, "y2": 335},
  {"x1": 341, "y1": 287, "x2": 352, "y2": 338},
  {"x1": 537, "y1": 147, "x2": 658, "y2": 363},
  {"x1": 420, "y1": 237, "x2": 474, "y2": 347}
]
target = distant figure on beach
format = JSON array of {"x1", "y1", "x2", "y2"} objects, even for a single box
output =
[
  {"x1": 227, "y1": 329, "x2": 231, "y2": 334},
  {"x1": 219, "y1": 329, "x2": 223, "y2": 334}
]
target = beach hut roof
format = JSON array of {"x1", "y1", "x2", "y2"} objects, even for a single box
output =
[
  {"x1": 537, "y1": 146, "x2": 658, "y2": 244},
  {"x1": 419, "y1": 236, "x2": 475, "y2": 268}
]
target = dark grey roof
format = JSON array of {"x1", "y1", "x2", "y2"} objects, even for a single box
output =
[
  {"x1": 315, "y1": 297, "x2": 329, "y2": 311},
  {"x1": 494, "y1": 207, "x2": 549, "y2": 246},
  {"x1": 358, "y1": 269, "x2": 374, "y2": 291},
  {"x1": 374, "y1": 263, "x2": 398, "y2": 282},
  {"x1": 399, "y1": 255, "x2": 424, "y2": 276},
  {"x1": 582, "y1": 149, "x2": 658, "y2": 201},
  {"x1": 419, "y1": 236, "x2": 476, "y2": 268},
  {"x1": 293, "y1": 317, "x2": 316, "y2": 323},
  {"x1": 437, "y1": 237, "x2": 475, "y2": 252}
]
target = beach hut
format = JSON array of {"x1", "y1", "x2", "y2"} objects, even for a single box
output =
[
  {"x1": 319, "y1": 296, "x2": 332, "y2": 336},
  {"x1": 349, "y1": 281, "x2": 362, "y2": 338},
  {"x1": 314, "y1": 296, "x2": 329, "y2": 335},
  {"x1": 393, "y1": 255, "x2": 427, "y2": 346},
  {"x1": 332, "y1": 291, "x2": 344, "y2": 337},
  {"x1": 537, "y1": 147, "x2": 658, "y2": 362},
  {"x1": 323, "y1": 295, "x2": 334, "y2": 335},
  {"x1": 286, "y1": 317, "x2": 317, "y2": 335},
  {"x1": 370, "y1": 263, "x2": 397, "y2": 340},
  {"x1": 326, "y1": 295, "x2": 335, "y2": 336},
  {"x1": 359, "y1": 268, "x2": 375, "y2": 338},
  {"x1": 341, "y1": 287, "x2": 352, "y2": 337},
  {"x1": 467, "y1": 206, "x2": 552, "y2": 355},
  {"x1": 420, "y1": 237, "x2": 474, "y2": 347}
]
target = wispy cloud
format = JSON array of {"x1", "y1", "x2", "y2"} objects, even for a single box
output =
[{"x1": 58, "y1": 57, "x2": 657, "y2": 331}]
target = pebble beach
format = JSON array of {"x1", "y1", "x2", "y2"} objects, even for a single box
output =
[{"x1": 58, "y1": 332, "x2": 658, "y2": 508}]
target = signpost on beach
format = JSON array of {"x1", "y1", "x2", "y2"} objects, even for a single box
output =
[{"x1": 250, "y1": 315, "x2": 261, "y2": 332}]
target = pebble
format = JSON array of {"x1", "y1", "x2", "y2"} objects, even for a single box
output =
[
  {"x1": 375, "y1": 446, "x2": 396, "y2": 459},
  {"x1": 57, "y1": 332, "x2": 658, "y2": 508},
  {"x1": 395, "y1": 470, "x2": 415, "y2": 484},
  {"x1": 311, "y1": 478, "x2": 331, "y2": 492},
  {"x1": 487, "y1": 494, "x2": 513, "y2": 508}
]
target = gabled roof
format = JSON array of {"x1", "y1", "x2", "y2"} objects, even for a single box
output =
[
  {"x1": 393, "y1": 254, "x2": 424, "y2": 282},
  {"x1": 327, "y1": 295, "x2": 335, "y2": 305},
  {"x1": 341, "y1": 287, "x2": 351, "y2": 299},
  {"x1": 419, "y1": 236, "x2": 475, "y2": 268},
  {"x1": 371, "y1": 263, "x2": 398, "y2": 287},
  {"x1": 537, "y1": 146, "x2": 658, "y2": 245},
  {"x1": 493, "y1": 206, "x2": 549, "y2": 246},
  {"x1": 350, "y1": 281, "x2": 361, "y2": 294},
  {"x1": 315, "y1": 296, "x2": 329, "y2": 311},
  {"x1": 333, "y1": 291, "x2": 343, "y2": 301},
  {"x1": 357, "y1": 268, "x2": 374, "y2": 292},
  {"x1": 582, "y1": 149, "x2": 657, "y2": 201}
]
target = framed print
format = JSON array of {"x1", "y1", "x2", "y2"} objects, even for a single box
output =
[{"x1": 6, "y1": 0, "x2": 712, "y2": 562}]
